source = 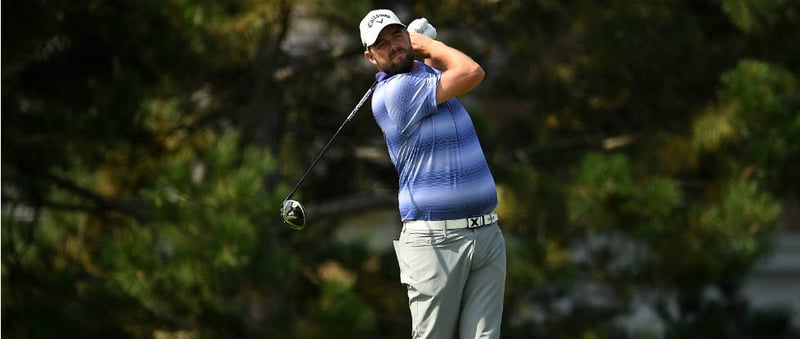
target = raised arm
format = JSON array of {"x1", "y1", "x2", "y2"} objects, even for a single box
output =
[{"x1": 409, "y1": 32, "x2": 485, "y2": 104}]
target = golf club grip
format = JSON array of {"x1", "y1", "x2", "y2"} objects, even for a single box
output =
[{"x1": 283, "y1": 81, "x2": 378, "y2": 201}]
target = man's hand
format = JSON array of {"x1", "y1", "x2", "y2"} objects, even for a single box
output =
[
  {"x1": 408, "y1": 18, "x2": 437, "y2": 39},
  {"x1": 409, "y1": 31, "x2": 437, "y2": 60},
  {"x1": 408, "y1": 18, "x2": 438, "y2": 61}
]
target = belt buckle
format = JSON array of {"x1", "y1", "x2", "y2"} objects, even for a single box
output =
[{"x1": 467, "y1": 215, "x2": 485, "y2": 228}]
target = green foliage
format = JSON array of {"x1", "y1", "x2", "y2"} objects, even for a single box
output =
[
  {"x1": 721, "y1": 0, "x2": 790, "y2": 33},
  {"x1": 297, "y1": 261, "x2": 376, "y2": 338},
  {"x1": 104, "y1": 130, "x2": 284, "y2": 329},
  {"x1": 693, "y1": 59, "x2": 800, "y2": 193},
  {"x1": 568, "y1": 153, "x2": 681, "y2": 238},
  {"x1": 696, "y1": 180, "x2": 780, "y2": 265}
]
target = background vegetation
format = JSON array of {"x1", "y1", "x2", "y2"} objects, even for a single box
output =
[{"x1": 3, "y1": 0, "x2": 798, "y2": 338}]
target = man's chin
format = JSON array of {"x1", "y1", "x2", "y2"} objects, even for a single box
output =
[{"x1": 385, "y1": 56, "x2": 414, "y2": 75}]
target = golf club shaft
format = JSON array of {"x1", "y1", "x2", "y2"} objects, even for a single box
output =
[{"x1": 283, "y1": 81, "x2": 378, "y2": 202}]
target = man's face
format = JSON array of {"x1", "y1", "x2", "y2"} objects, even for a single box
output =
[{"x1": 365, "y1": 25, "x2": 415, "y2": 74}]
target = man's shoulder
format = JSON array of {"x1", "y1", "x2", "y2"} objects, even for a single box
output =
[
  {"x1": 409, "y1": 61, "x2": 440, "y2": 77},
  {"x1": 416, "y1": 61, "x2": 441, "y2": 74}
]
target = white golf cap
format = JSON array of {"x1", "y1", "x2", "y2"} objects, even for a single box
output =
[{"x1": 359, "y1": 9, "x2": 406, "y2": 49}]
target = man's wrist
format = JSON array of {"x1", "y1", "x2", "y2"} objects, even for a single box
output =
[{"x1": 417, "y1": 39, "x2": 447, "y2": 60}]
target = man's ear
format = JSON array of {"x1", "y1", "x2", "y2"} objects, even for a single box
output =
[{"x1": 364, "y1": 50, "x2": 377, "y2": 65}]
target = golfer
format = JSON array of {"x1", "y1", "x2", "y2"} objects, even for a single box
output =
[{"x1": 360, "y1": 9, "x2": 507, "y2": 339}]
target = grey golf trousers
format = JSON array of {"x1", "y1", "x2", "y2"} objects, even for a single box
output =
[{"x1": 393, "y1": 223, "x2": 506, "y2": 338}]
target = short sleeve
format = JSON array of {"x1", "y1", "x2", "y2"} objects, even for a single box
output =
[{"x1": 382, "y1": 70, "x2": 439, "y2": 136}]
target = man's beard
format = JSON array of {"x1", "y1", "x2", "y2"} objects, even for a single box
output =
[{"x1": 381, "y1": 50, "x2": 415, "y2": 75}]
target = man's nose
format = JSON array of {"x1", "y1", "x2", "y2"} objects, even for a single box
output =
[{"x1": 390, "y1": 41, "x2": 404, "y2": 52}]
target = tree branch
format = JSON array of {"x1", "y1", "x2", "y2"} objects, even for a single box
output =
[
  {"x1": 5, "y1": 169, "x2": 152, "y2": 221},
  {"x1": 304, "y1": 191, "x2": 397, "y2": 219}
]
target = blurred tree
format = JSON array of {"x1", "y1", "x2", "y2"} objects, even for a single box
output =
[
  {"x1": 2, "y1": 0, "x2": 386, "y2": 337},
  {"x1": 410, "y1": 0, "x2": 799, "y2": 338}
]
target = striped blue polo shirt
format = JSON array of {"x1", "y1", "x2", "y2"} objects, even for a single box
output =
[{"x1": 371, "y1": 61, "x2": 498, "y2": 222}]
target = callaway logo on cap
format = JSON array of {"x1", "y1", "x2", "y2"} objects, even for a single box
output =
[{"x1": 359, "y1": 9, "x2": 406, "y2": 49}]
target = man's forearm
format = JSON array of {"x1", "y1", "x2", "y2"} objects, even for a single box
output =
[{"x1": 428, "y1": 44, "x2": 482, "y2": 75}]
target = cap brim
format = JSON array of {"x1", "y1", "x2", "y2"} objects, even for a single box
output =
[{"x1": 364, "y1": 23, "x2": 406, "y2": 48}]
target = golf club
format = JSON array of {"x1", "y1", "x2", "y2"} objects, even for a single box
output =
[
  {"x1": 281, "y1": 18, "x2": 437, "y2": 229},
  {"x1": 281, "y1": 80, "x2": 379, "y2": 230}
]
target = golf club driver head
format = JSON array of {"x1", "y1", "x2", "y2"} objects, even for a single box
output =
[{"x1": 281, "y1": 199, "x2": 306, "y2": 230}]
